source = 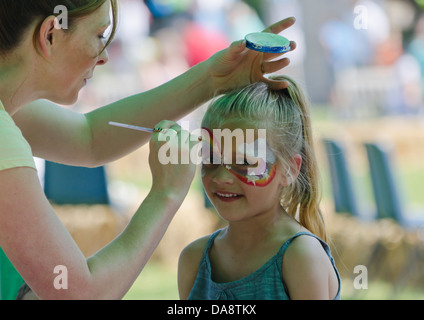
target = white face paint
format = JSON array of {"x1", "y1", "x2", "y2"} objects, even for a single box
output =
[{"x1": 237, "y1": 138, "x2": 276, "y2": 176}]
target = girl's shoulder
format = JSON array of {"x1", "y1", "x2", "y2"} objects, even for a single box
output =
[
  {"x1": 180, "y1": 234, "x2": 213, "y2": 259},
  {"x1": 283, "y1": 233, "x2": 328, "y2": 260},
  {"x1": 179, "y1": 230, "x2": 222, "y2": 267},
  {"x1": 178, "y1": 231, "x2": 221, "y2": 299},
  {"x1": 279, "y1": 227, "x2": 332, "y2": 272},
  {"x1": 281, "y1": 232, "x2": 340, "y2": 299}
]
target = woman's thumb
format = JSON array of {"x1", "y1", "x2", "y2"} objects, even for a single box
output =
[{"x1": 228, "y1": 39, "x2": 248, "y2": 57}]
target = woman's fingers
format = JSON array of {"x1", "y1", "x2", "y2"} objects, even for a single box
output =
[
  {"x1": 263, "y1": 78, "x2": 290, "y2": 91},
  {"x1": 149, "y1": 120, "x2": 197, "y2": 195},
  {"x1": 261, "y1": 57, "x2": 291, "y2": 75},
  {"x1": 222, "y1": 39, "x2": 248, "y2": 63},
  {"x1": 226, "y1": 17, "x2": 297, "y2": 63},
  {"x1": 262, "y1": 16, "x2": 296, "y2": 35},
  {"x1": 262, "y1": 41, "x2": 297, "y2": 61},
  {"x1": 289, "y1": 41, "x2": 297, "y2": 52},
  {"x1": 152, "y1": 120, "x2": 179, "y2": 134}
]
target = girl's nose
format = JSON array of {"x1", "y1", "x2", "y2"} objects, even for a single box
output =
[{"x1": 212, "y1": 165, "x2": 235, "y2": 185}]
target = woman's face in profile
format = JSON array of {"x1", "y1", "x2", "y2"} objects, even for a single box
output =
[{"x1": 47, "y1": 0, "x2": 111, "y2": 104}]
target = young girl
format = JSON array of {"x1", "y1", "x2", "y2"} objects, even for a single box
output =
[{"x1": 178, "y1": 76, "x2": 341, "y2": 300}]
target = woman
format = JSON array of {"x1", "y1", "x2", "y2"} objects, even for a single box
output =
[{"x1": 0, "y1": 0, "x2": 296, "y2": 299}]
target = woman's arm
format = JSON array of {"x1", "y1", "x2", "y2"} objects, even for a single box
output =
[
  {"x1": 13, "y1": 62, "x2": 212, "y2": 166},
  {"x1": 14, "y1": 18, "x2": 296, "y2": 167},
  {"x1": 0, "y1": 168, "x2": 180, "y2": 299},
  {"x1": 0, "y1": 121, "x2": 197, "y2": 299}
]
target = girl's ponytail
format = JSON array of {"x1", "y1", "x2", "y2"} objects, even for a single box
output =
[{"x1": 276, "y1": 76, "x2": 327, "y2": 242}]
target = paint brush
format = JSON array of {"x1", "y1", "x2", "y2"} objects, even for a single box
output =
[
  {"x1": 108, "y1": 121, "x2": 203, "y2": 141},
  {"x1": 109, "y1": 121, "x2": 155, "y2": 133}
]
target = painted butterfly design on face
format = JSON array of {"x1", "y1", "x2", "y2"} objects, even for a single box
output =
[{"x1": 200, "y1": 128, "x2": 277, "y2": 187}]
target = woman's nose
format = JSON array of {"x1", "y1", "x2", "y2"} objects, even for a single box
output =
[
  {"x1": 212, "y1": 165, "x2": 235, "y2": 185},
  {"x1": 96, "y1": 49, "x2": 109, "y2": 66}
]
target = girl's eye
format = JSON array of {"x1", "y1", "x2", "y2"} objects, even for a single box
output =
[
  {"x1": 231, "y1": 159, "x2": 258, "y2": 172},
  {"x1": 239, "y1": 159, "x2": 255, "y2": 166},
  {"x1": 202, "y1": 152, "x2": 221, "y2": 166}
]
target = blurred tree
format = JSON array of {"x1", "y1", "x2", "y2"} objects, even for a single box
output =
[
  {"x1": 242, "y1": 0, "x2": 266, "y2": 21},
  {"x1": 416, "y1": 0, "x2": 424, "y2": 10}
]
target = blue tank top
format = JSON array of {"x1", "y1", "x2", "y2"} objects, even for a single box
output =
[{"x1": 188, "y1": 230, "x2": 341, "y2": 300}]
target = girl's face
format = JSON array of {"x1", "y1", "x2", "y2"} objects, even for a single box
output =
[
  {"x1": 201, "y1": 120, "x2": 296, "y2": 223},
  {"x1": 45, "y1": 1, "x2": 111, "y2": 104}
]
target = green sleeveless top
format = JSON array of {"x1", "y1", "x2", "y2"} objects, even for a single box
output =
[{"x1": 188, "y1": 230, "x2": 341, "y2": 300}]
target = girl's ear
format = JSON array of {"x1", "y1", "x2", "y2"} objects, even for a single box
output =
[
  {"x1": 280, "y1": 154, "x2": 302, "y2": 187},
  {"x1": 36, "y1": 16, "x2": 60, "y2": 57}
]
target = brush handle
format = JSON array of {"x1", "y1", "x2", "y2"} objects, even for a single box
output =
[
  {"x1": 108, "y1": 121, "x2": 203, "y2": 141},
  {"x1": 109, "y1": 121, "x2": 154, "y2": 133}
]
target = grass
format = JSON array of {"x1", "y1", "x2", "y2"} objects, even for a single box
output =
[
  {"x1": 341, "y1": 279, "x2": 424, "y2": 300},
  {"x1": 123, "y1": 260, "x2": 179, "y2": 300},
  {"x1": 399, "y1": 164, "x2": 424, "y2": 207}
]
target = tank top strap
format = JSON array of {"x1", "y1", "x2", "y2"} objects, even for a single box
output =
[
  {"x1": 204, "y1": 231, "x2": 331, "y2": 261},
  {"x1": 201, "y1": 229, "x2": 223, "y2": 259},
  {"x1": 278, "y1": 231, "x2": 332, "y2": 257}
]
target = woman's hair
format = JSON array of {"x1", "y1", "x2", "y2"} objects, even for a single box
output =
[
  {"x1": 0, "y1": 0, "x2": 118, "y2": 55},
  {"x1": 202, "y1": 76, "x2": 326, "y2": 241}
]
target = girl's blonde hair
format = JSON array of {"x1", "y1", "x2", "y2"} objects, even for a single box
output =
[{"x1": 202, "y1": 76, "x2": 326, "y2": 241}]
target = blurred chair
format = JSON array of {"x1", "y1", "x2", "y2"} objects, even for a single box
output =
[
  {"x1": 44, "y1": 161, "x2": 110, "y2": 205},
  {"x1": 323, "y1": 139, "x2": 393, "y2": 291},
  {"x1": 323, "y1": 139, "x2": 360, "y2": 217},
  {"x1": 364, "y1": 142, "x2": 403, "y2": 223},
  {"x1": 364, "y1": 142, "x2": 424, "y2": 290},
  {"x1": 364, "y1": 142, "x2": 424, "y2": 227}
]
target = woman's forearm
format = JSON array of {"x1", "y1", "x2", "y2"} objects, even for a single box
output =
[
  {"x1": 82, "y1": 122, "x2": 196, "y2": 299},
  {"x1": 85, "y1": 61, "x2": 213, "y2": 165},
  {"x1": 85, "y1": 190, "x2": 184, "y2": 299}
]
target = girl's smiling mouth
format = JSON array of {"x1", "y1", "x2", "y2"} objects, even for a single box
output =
[{"x1": 214, "y1": 191, "x2": 243, "y2": 202}]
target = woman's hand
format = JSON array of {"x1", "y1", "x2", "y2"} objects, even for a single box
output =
[
  {"x1": 148, "y1": 120, "x2": 198, "y2": 199},
  {"x1": 206, "y1": 17, "x2": 297, "y2": 93}
]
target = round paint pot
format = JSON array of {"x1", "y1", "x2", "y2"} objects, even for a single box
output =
[{"x1": 245, "y1": 32, "x2": 291, "y2": 53}]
